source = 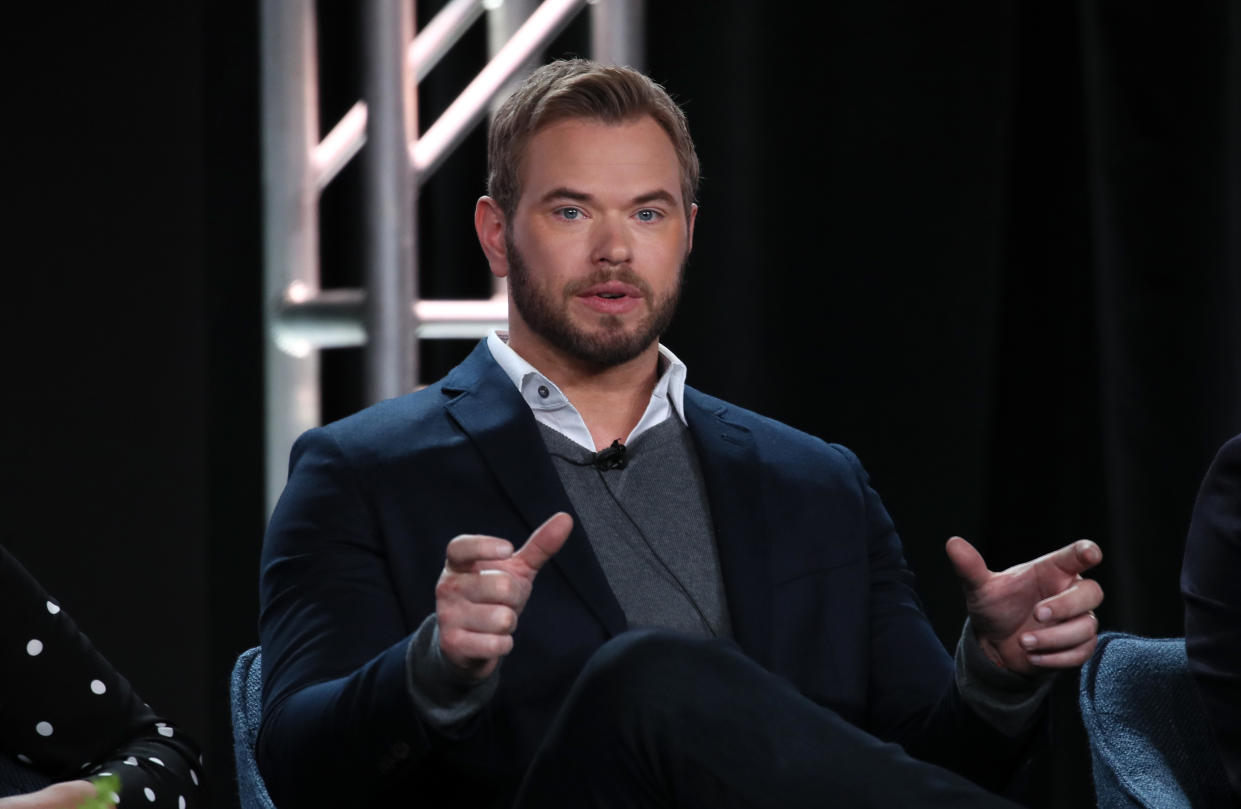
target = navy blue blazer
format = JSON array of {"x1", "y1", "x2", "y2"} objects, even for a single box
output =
[
  {"x1": 258, "y1": 341, "x2": 1026, "y2": 809},
  {"x1": 1183, "y1": 433, "x2": 1241, "y2": 802}
]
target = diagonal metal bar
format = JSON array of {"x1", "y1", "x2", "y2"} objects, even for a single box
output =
[
  {"x1": 310, "y1": 0, "x2": 487, "y2": 193},
  {"x1": 411, "y1": 0, "x2": 587, "y2": 180},
  {"x1": 312, "y1": 101, "x2": 368, "y2": 190},
  {"x1": 409, "y1": 0, "x2": 487, "y2": 83}
]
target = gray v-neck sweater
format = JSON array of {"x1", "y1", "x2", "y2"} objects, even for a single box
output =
[{"x1": 538, "y1": 419, "x2": 733, "y2": 639}]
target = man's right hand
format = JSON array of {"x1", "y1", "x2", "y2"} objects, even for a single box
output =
[{"x1": 435, "y1": 512, "x2": 573, "y2": 680}]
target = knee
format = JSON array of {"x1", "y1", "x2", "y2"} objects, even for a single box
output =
[{"x1": 570, "y1": 629, "x2": 740, "y2": 715}]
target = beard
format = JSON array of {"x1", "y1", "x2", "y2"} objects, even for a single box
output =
[{"x1": 506, "y1": 233, "x2": 685, "y2": 368}]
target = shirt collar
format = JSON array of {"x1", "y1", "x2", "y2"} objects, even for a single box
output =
[{"x1": 485, "y1": 330, "x2": 688, "y2": 450}]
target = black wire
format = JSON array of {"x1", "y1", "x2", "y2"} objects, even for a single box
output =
[
  {"x1": 547, "y1": 446, "x2": 719, "y2": 638},
  {"x1": 594, "y1": 464, "x2": 720, "y2": 639}
]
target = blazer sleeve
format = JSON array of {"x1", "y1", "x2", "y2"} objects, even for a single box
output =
[
  {"x1": 1182, "y1": 434, "x2": 1241, "y2": 799},
  {"x1": 832, "y1": 445, "x2": 1041, "y2": 791},
  {"x1": 257, "y1": 427, "x2": 437, "y2": 809}
]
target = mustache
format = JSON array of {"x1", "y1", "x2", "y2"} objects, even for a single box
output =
[{"x1": 563, "y1": 267, "x2": 654, "y2": 299}]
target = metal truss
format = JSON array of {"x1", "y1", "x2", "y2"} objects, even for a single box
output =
[{"x1": 260, "y1": 0, "x2": 645, "y2": 513}]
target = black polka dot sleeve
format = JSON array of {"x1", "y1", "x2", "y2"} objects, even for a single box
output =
[{"x1": 0, "y1": 545, "x2": 206, "y2": 808}]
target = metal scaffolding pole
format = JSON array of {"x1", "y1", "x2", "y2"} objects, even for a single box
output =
[
  {"x1": 591, "y1": 0, "x2": 645, "y2": 70},
  {"x1": 488, "y1": 0, "x2": 540, "y2": 117},
  {"x1": 363, "y1": 0, "x2": 417, "y2": 404},
  {"x1": 410, "y1": 0, "x2": 488, "y2": 83},
  {"x1": 261, "y1": 0, "x2": 646, "y2": 516},
  {"x1": 414, "y1": 0, "x2": 586, "y2": 178},
  {"x1": 261, "y1": 0, "x2": 321, "y2": 516}
]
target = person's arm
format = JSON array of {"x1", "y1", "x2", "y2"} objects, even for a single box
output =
[
  {"x1": 258, "y1": 428, "x2": 570, "y2": 809},
  {"x1": 831, "y1": 446, "x2": 1074, "y2": 792},
  {"x1": 945, "y1": 535, "x2": 1102, "y2": 675},
  {"x1": 258, "y1": 427, "x2": 445, "y2": 809},
  {"x1": 953, "y1": 619, "x2": 1056, "y2": 738},
  {"x1": 0, "y1": 780, "x2": 101, "y2": 809},
  {"x1": 943, "y1": 516, "x2": 1104, "y2": 782},
  {"x1": 407, "y1": 512, "x2": 573, "y2": 731},
  {"x1": 1182, "y1": 434, "x2": 1241, "y2": 801},
  {"x1": 0, "y1": 546, "x2": 206, "y2": 809}
]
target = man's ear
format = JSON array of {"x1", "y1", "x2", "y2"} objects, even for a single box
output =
[
  {"x1": 686, "y1": 202, "x2": 698, "y2": 254},
  {"x1": 475, "y1": 196, "x2": 510, "y2": 278}
]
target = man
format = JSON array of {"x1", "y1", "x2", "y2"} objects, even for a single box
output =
[
  {"x1": 258, "y1": 59, "x2": 1103, "y2": 808},
  {"x1": 1183, "y1": 433, "x2": 1241, "y2": 804}
]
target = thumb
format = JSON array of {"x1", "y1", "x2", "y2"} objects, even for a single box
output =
[
  {"x1": 513, "y1": 512, "x2": 574, "y2": 574},
  {"x1": 945, "y1": 536, "x2": 991, "y2": 591}
]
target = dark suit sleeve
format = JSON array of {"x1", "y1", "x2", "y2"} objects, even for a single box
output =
[
  {"x1": 257, "y1": 427, "x2": 434, "y2": 809},
  {"x1": 1182, "y1": 434, "x2": 1241, "y2": 800},
  {"x1": 832, "y1": 445, "x2": 1040, "y2": 791}
]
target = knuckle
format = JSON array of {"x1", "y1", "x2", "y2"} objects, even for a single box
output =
[
  {"x1": 470, "y1": 634, "x2": 494, "y2": 657},
  {"x1": 440, "y1": 627, "x2": 463, "y2": 650},
  {"x1": 496, "y1": 606, "x2": 517, "y2": 633},
  {"x1": 436, "y1": 602, "x2": 459, "y2": 625},
  {"x1": 435, "y1": 577, "x2": 462, "y2": 602},
  {"x1": 493, "y1": 575, "x2": 516, "y2": 602}
]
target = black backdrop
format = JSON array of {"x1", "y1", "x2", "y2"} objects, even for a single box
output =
[{"x1": 5, "y1": 2, "x2": 1238, "y2": 807}]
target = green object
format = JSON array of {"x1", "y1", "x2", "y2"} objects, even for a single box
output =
[{"x1": 78, "y1": 773, "x2": 121, "y2": 809}]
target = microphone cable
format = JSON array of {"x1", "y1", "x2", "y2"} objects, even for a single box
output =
[{"x1": 548, "y1": 442, "x2": 721, "y2": 639}]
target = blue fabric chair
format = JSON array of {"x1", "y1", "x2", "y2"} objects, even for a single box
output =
[
  {"x1": 1079, "y1": 631, "x2": 1232, "y2": 808},
  {"x1": 231, "y1": 646, "x2": 277, "y2": 809}
]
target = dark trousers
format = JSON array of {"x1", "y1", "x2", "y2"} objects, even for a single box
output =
[{"x1": 513, "y1": 630, "x2": 1021, "y2": 809}]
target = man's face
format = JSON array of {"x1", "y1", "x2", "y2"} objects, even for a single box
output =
[{"x1": 501, "y1": 116, "x2": 695, "y2": 368}]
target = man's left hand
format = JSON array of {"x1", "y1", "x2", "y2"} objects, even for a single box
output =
[{"x1": 946, "y1": 536, "x2": 1104, "y2": 675}]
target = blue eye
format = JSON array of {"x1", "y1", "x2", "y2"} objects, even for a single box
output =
[
  {"x1": 557, "y1": 207, "x2": 582, "y2": 220},
  {"x1": 636, "y1": 209, "x2": 662, "y2": 222}
]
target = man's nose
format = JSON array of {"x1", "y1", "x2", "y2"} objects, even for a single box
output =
[{"x1": 591, "y1": 215, "x2": 633, "y2": 266}]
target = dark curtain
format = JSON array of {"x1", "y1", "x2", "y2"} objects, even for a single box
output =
[
  {"x1": 648, "y1": 0, "x2": 1241, "y2": 647},
  {"x1": 1078, "y1": 1, "x2": 1241, "y2": 634}
]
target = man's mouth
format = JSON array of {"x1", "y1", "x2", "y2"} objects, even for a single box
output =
[
  {"x1": 578, "y1": 281, "x2": 644, "y2": 300},
  {"x1": 575, "y1": 281, "x2": 645, "y2": 314}
]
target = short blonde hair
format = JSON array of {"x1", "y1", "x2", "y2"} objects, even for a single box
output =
[{"x1": 487, "y1": 59, "x2": 699, "y2": 221}]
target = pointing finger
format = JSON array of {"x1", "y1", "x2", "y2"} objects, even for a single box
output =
[
  {"x1": 1027, "y1": 635, "x2": 1098, "y2": 669},
  {"x1": 448, "y1": 568, "x2": 524, "y2": 607},
  {"x1": 439, "y1": 627, "x2": 514, "y2": 663},
  {"x1": 1041, "y1": 539, "x2": 1103, "y2": 577},
  {"x1": 445, "y1": 534, "x2": 514, "y2": 573},
  {"x1": 1019, "y1": 612, "x2": 1098, "y2": 654},
  {"x1": 945, "y1": 536, "x2": 991, "y2": 590},
  {"x1": 1034, "y1": 577, "x2": 1104, "y2": 623},
  {"x1": 513, "y1": 512, "x2": 574, "y2": 573},
  {"x1": 450, "y1": 602, "x2": 520, "y2": 635}
]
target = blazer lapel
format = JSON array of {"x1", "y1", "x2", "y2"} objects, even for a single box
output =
[
  {"x1": 684, "y1": 389, "x2": 772, "y2": 664},
  {"x1": 441, "y1": 342, "x2": 627, "y2": 637}
]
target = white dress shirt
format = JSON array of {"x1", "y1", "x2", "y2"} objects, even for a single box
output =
[{"x1": 486, "y1": 330, "x2": 687, "y2": 452}]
